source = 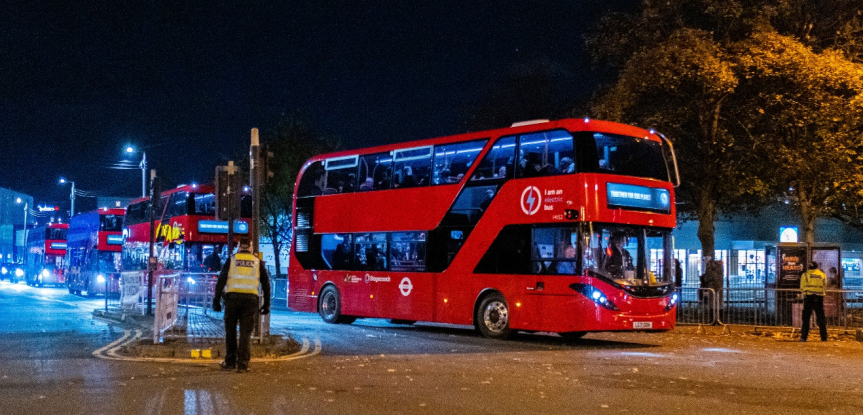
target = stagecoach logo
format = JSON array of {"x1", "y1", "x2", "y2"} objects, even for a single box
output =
[
  {"x1": 364, "y1": 273, "x2": 391, "y2": 283},
  {"x1": 520, "y1": 186, "x2": 542, "y2": 216},
  {"x1": 399, "y1": 277, "x2": 413, "y2": 296}
]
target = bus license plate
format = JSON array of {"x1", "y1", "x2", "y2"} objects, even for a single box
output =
[{"x1": 633, "y1": 322, "x2": 653, "y2": 329}]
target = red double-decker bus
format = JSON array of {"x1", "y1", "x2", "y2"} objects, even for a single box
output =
[
  {"x1": 65, "y1": 208, "x2": 125, "y2": 296},
  {"x1": 24, "y1": 223, "x2": 68, "y2": 287},
  {"x1": 121, "y1": 184, "x2": 252, "y2": 289},
  {"x1": 288, "y1": 118, "x2": 680, "y2": 339}
]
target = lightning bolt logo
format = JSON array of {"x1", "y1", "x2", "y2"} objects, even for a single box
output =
[{"x1": 520, "y1": 186, "x2": 541, "y2": 216}]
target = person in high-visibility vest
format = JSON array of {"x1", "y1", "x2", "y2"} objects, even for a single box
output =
[
  {"x1": 799, "y1": 261, "x2": 828, "y2": 342},
  {"x1": 213, "y1": 238, "x2": 271, "y2": 372}
]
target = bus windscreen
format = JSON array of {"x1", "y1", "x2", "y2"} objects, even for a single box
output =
[{"x1": 584, "y1": 132, "x2": 669, "y2": 182}]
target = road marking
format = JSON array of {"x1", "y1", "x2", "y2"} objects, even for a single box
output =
[{"x1": 93, "y1": 332, "x2": 322, "y2": 364}]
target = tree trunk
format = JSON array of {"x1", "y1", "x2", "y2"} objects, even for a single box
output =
[
  {"x1": 696, "y1": 187, "x2": 717, "y2": 265},
  {"x1": 796, "y1": 186, "x2": 816, "y2": 244},
  {"x1": 272, "y1": 240, "x2": 283, "y2": 279}
]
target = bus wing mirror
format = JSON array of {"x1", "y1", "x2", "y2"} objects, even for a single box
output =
[{"x1": 658, "y1": 133, "x2": 681, "y2": 188}]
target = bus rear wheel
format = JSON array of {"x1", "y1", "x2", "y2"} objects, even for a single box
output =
[
  {"x1": 318, "y1": 286, "x2": 355, "y2": 324},
  {"x1": 475, "y1": 292, "x2": 512, "y2": 339}
]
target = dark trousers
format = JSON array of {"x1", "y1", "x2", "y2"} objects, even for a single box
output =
[
  {"x1": 223, "y1": 293, "x2": 259, "y2": 367},
  {"x1": 801, "y1": 294, "x2": 828, "y2": 341}
]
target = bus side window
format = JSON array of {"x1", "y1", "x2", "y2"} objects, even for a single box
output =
[
  {"x1": 433, "y1": 139, "x2": 487, "y2": 184},
  {"x1": 297, "y1": 161, "x2": 325, "y2": 197},
  {"x1": 517, "y1": 130, "x2": 575, "y2": 178},
  {"x1": 475, "y1": 225, "x2": 531, "y2": 275},
  {"x1": 324, "y1": 156, "x2": 359, "y2": 194},
  {"x1": 357, "y1": 152, "x2": 392, "y2": 191},
  {"x1": 470, "y1": 136, "x2": 515, "y2": 182},
  {"x1": 354, "y1": 233, "x2": 388, "y2": 271},
  {"x1": 393, "y1": 147, "x2": 432, "y2": 189},
  {"x1": 321, "y1": 234, "x2": 352, "y2": 270},
  {"x1": 390, "y1": 232, "x2": 426, "y2": 272}
]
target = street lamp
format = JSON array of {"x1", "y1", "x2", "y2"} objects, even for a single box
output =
[
  {"x1": 125, "y1": 146, "x2": 147, "y2": 198},
  {"x1": 16, "y1": 198, "x2": 27, "y2": 260},
  {"x1": 59, "y1": 177, "x2": 75, "y2": 217}
]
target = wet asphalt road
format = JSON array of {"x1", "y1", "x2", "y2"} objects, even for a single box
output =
[{"x1": 0, "y1": 279, "x2": 860, "y2": 414}]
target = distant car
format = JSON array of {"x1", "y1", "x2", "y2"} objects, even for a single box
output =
[
  {"x1": 0, "y1": 262, "x2": 25, "y2": 283},
  {"x1": 26, "y1": 266, "x2": 65, "y2": 287}
]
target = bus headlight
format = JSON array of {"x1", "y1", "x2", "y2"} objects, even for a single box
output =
[
  {"x1": 187, "y1": 277, "x2": 196, "y2": 285},
  {"x1": 97, "y1": 274, "x2": 106, "y2": 283},
  {"x1": 41, "y1": 269, "x2": 50, "y2": 278},
  {"x1": 15, "y1": 268, "x2": 24, "y2": 277},
  {"x1": 665, "y1": 293, "x2": 679, "y2": 311},
  {"x1": 571, "y1": 283, "x2": 619, "y2": 311}
]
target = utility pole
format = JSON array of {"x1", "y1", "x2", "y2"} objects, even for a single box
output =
[
  {"x1": 250, "y1": 128, "x2": 260, "y2": 253},
  {"x1": 140, "y1": 151, "x2": 147, "y2": 198},
  {"x1": 146, "y1": 169, "x2": 159, "y2": 316},
  {"x1": 70, "y1": 181, "x2": 76, "y2": 217}
]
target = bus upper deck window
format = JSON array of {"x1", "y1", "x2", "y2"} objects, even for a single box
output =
[
  {"x1": 517, "y1": 130, "x2": 574, "y2": 178},
  {"x1": 297, "y1": 161, "x2": 325, "y2": 197},
  {"x1": 470, "y1": 136, "x2": 515, "y2": 182},
  {"x1": 432, "y1": 139, "x2": 487, "y2": 185}
]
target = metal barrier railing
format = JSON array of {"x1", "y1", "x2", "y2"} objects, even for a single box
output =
[
  {"x1": 676, "y1": 287, "x2": 863, "y2": 330},
  {"x1": 153, "y1": 272, "x2": 224, "y2": 344}
]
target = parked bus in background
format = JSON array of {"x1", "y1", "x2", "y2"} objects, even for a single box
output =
[
  {"x1": 288, "y1": 118, "x2": 680, "y2": 339},
  {"x1": 65, "y1": 208, "x2": 125, "y2": 296},
  {"x1": 24, "y1": 223, "x2": 69, "y2": 287},
  {"x1": 121, "y1": 183, "x2": 252, "y2": 293}
]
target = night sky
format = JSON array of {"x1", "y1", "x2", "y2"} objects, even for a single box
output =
[{"x1": 1, "y1": 1, "x2": 635, "y2": 211}]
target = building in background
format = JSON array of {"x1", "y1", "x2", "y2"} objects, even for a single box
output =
[
  {"x1": 671, "y1": 203, "x2": 862, "y2": 289},
  {"x1": 0, "y1": 187, "x2": 33, "y2": 263}
]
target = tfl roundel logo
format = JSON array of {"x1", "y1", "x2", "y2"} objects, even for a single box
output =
[{"x1": 520, "y1": 186, "x2": 541, "y2": 216}]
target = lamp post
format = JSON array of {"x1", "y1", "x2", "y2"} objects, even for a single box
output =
[
  {"x1": 15, "y1": 197, "x2": 27, "y2": 263},
  {"x1": 59, "y1": 178, "x2": 75, "y2": 217},
  {"x1": 126, "y1": 146, "x2": 147, "y2": 198}
]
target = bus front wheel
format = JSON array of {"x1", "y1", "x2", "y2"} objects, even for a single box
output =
[
  {"x1": 475, "y1": 292, "x2": 512, "y2": 340},
  {"x1": 318, "y1": 286, "x2": 355, "y2": 324}
]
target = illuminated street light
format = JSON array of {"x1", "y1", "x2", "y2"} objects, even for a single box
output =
[
  {"x1": 59, "y1": 177, "x2": 75, "y2": 216},
  {"x1": 125, "y1": 146, "x2": 147, "y2": 198}
]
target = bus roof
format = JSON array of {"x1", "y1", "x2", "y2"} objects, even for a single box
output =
[
  {"x1": 128, "y1": 183, "x2": 217, "y2": 206},
  {"x1": 302, "y1": 118, "x2": 664, "y2": 165}
]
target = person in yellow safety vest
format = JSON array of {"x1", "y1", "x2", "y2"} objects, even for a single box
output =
[
  {"x1": 799, "y1": 261, "x2": 828, "y2": 342},
  {"x1": 213, "y1": 238, "x2": 271, "y2": 372}
]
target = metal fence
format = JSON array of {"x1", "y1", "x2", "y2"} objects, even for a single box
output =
[
  {"x1": 677, "y1": 287, "x2": 863, "y2": 330},
  {"x1": 152, "y1": 272, "x2": 224, "y2": 344}
]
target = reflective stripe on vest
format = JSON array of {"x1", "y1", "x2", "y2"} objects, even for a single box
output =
[{"x1": 226, "y1": 252, "x2": 260, "y2": 295}]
